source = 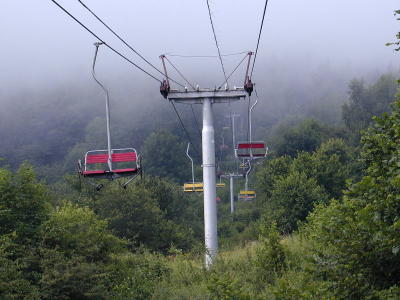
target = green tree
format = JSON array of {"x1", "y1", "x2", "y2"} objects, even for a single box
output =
[
  {"x1": 342, "y1": 74, "x2": 398, "y2": 140},
  {"x1": 304, "y1": 98, "x2": 400, "y2": 298},
  {"x1": 254, "y1": 222, "x2": 286, "y2": 285},
  {"x1": 207, "y1": 272, "x2": 251, "y2": 300},
  {"x1": 94, "y1": 183, "x2": 196, "y2": 252},
  {"x1": 272, "y1": 119, "x2": 342, "y2": 157},
  {"x1": 0, "y1": 163, "x2": 51, "y2": 244},
  {"x1": 292, "y1": 139, "x2": 356, "y2": 199},
  {"x1": 141, "y1": 130, "x2": 190, "y2": 183},
  {"x1": 0, "y1": 235, "x2": 41, "y2": 300},
  {"x1": 39, "y1": 202, "x2": 124, "y2": 300},
  {"x1": 264, "y1": 171, "x2": 328, "y2": 233},
  {"x1": 256, "y1": 155, "x2": 292, "y2": 202}
]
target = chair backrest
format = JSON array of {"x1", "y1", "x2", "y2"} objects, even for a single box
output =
[
  {"x1": 112, "y1": 152, "x2": 137, "y2": 162},
  {"x1": 238, "y1": 190, "x2": 256, "y2": 201},
  {"x1": 236, "y1": 141, "x2": 267, "y2": 158},
  {"x1": 86, "y1": 153, "x2": 108, "y2": 164},
  {"x1": 184, "y1": 182, "x2": 204, "y2": 192},
  {"x1": 84, "y1": 148, "x2": 138, "y2": 171}
]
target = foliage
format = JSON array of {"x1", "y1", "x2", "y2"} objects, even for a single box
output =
[
  {"x1": 303, "y1": 99, "x2": 400, "y2": 298},
  {"x1": 207, "y1": 272, "x2": 251, "y2": 300},
  {"x1": 342, "y1": 74, "x2": 398, "y2": 140},
  {"x1": 254, "y1": 222, "x2": 286, "y2": 285},
  {"x1": 0, "y1": 53, "x2": 399, "y2": 298},
  {"x1": 257, "y1": 137, "x2": 358, "y2": 234},
  {"x1": 38, "y1": 202, "x2": 125, "y2": 300},
  {"x1": 40, "y1": 202, "x2": 124, "y2": 262},
  {"x1": 92, "y1": 182, "x2": 197, "y2": 252},
  {"x1": 141, "y1": 176, "x2": 203, "y2": 230},
  {"x1": 292, "y1": 138, "x2": 357, "y2": 199},
  {"x1": 271, "y1": 119, "x2": 345, "y2": 157},
  {"x1": 0, "y1": 163, "x2": 51, "y2": 244},
  {"x1": 269, "y1": 270, "x2": 336, "y2": 300},
  {"x1": 264, "y1": 171, "x2": 328, "y2": 233},
  {"x1": 256, "y1": 155, "x2": 292, "y2": 201},
  {"x1": 141, "y1": 129, "x2": 190, "y2": 183},
  {"x1": 107, "y1": 251, "x2": 169, "y2": 300},
  {"x1": 386, "y1": 10, "x2": 400, "y2": 51},
  {"x1": 0, "y1": 235, "x2": 41, "y2": 300}
]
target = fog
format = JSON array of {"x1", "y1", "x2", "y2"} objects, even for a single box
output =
[
  {"x1": 0, "y1": 0, "x2": 399, "y2": 171},
  {"x1": 1, "y1": 0, "x2": 398, "y2": 94}
]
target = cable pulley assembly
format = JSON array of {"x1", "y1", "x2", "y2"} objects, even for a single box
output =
[{"x1": 244, "y1": 52, "x2": 254, "y2": 96}]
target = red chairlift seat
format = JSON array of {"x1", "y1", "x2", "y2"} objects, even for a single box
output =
[
  {"x1": 235, "y1": 141, "x2": 268, "y2": 159},
  {"x1": 79, "y1": 148, "x2": 140, "y2": 179}
]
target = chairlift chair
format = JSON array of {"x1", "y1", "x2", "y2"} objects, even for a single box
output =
[
  {"x1": 77, "y1": 42, "x2": 142, "y2": 189},
  {"x1": 238, "y1": 158, "x2": 256, "y2": 201},
  {"x1": 184, "y1": 182, "x2": 204, "y2": 192},
  {"x1": 238, "y1": 190, "x2": 256, "y2": 201},
  {"x1": 239, "y1": 161, "x2": 249, "y2": 169},
  {"x1": 79, "y1": 148, "x2": 140, "y2": 178},
  {"x1": 235, "y1": 78, "x2": 268, "y2": 160},
  {"x1": 183, "y1": 143, "x2": 204, "y2": 193},
  {"x1": 235, "y1": 141, "x2": 268, "y2": 159}
]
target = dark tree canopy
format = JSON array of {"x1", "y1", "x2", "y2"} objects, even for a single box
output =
[{"x1": 342, "y1": 74, "x2": 398, "y2": 139}]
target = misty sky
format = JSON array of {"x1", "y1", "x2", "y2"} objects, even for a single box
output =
[{"x1": 1, "y1": 0, "x2": 399, "y2": 94}]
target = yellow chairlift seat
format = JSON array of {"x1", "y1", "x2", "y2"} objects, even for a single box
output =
[
  {"x1": 184, "y1": 182, "x2": 204, "y2": 193},
  {"x1": 238, "y1": 190, "x2": 256, "y2": 201},
  {"x1": 217, "y1": 183, "x2": 225, "y2": 188},
  {"x1": 239, "y1": 162, "x2": 248, "y2": 169}
]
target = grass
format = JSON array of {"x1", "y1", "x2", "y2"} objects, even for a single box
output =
[{"x1": 151, "y1": 233, "x2": 317, "y2": 300}]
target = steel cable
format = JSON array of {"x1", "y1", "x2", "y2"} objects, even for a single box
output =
[
  {"x1": 165, "y1": 56, "x2": 196, "y2": 90},
  {"x1": 206, "y1": 0, "x2": 229, "y2": 85},
  {"x1": 250, "y1": 0, "x2": 270, "y2": 78},
  {"x1": 170, "y1": 102, "x2": 201, "y2": 158},
  {"x1": 218, "y1": 53, "x2": 248, "y2": 89},
  {"x1": 166, "y1": 51, "x2": 249, "y2": 58},
  {"x1": 77, "y1": 0, "x2": 185, "y2": 88}
]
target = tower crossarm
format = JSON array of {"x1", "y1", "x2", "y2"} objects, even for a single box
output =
[{"x1": 167, "y1": 88, "x2": 247, "y2": 103}]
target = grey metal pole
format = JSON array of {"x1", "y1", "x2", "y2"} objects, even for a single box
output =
[
  {"x1": 245, "y1": 162, "x2": 252, "y2": 192},
  {"x1": 186, "y1": 143, "x2": 195, "y2": 186},
  {"x1": 202, "y1": 98, "x2": 218, "y2": 268},
  {"x1": 231, "y1": 114, "x2": 236, "y2": 157},
  {"x1": 167, "y1": 88, "x2": 246, "y2": 268},
  {"x1": 248, "y1": 96, "x2": 258, "y2": 158},
  {"x1": 230, "y1": 175, "x2": 234, "y2": 214},
  {"x1": 92, "y1": 43, "x2": 112, "y2": 171}
]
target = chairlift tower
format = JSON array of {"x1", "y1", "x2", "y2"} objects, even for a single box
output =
[
  {"x1": 168, "y1": 88, "x2": 246, "y2": 267},
  {"x1": 220, "y1": 172, "x2": 243, "y2": 214},
  {"x1": 160, "y1": 53, "x2": 253, "y2": 268}
]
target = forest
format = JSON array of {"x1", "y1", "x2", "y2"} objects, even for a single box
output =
[{"x1": 1, "y1": 4, "x2": 400, "y2": 300}]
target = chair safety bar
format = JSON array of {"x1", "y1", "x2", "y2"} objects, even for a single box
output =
[{"x1": 235, "y1": 141, "x2": 268, "y2": 158}]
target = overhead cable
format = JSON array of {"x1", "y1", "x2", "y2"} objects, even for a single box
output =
[
  {"x1": 206, "y1": 0, "x2": 229, "y2": 85},
  {"x1": 247, "y1": 95, "x2": 251, "y2": 141},
  {"x1": 166, "y1": 51, "x2": 249, "y2": 58},
  {"x1": 250, "y1": 0, "x2": 270, "y2": 78},
  {"x1": 50, "y1": 0, "x2": 165, "y2": 84},
  {"x1": 170, "y1": 102, "x2": 201, "y2": 158},
  {"x1": 77, "y1": 0, "x2": 185, "y2": 88},
  {"x1": 165, "y1": 56, "x2": 196, "y2": 90},
  {"x1": 190, "y1": 104, "x2": 202, "y2": 139},
  {"x1": 218, "y1": 53, "x2": 248, "y2": 89}
]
